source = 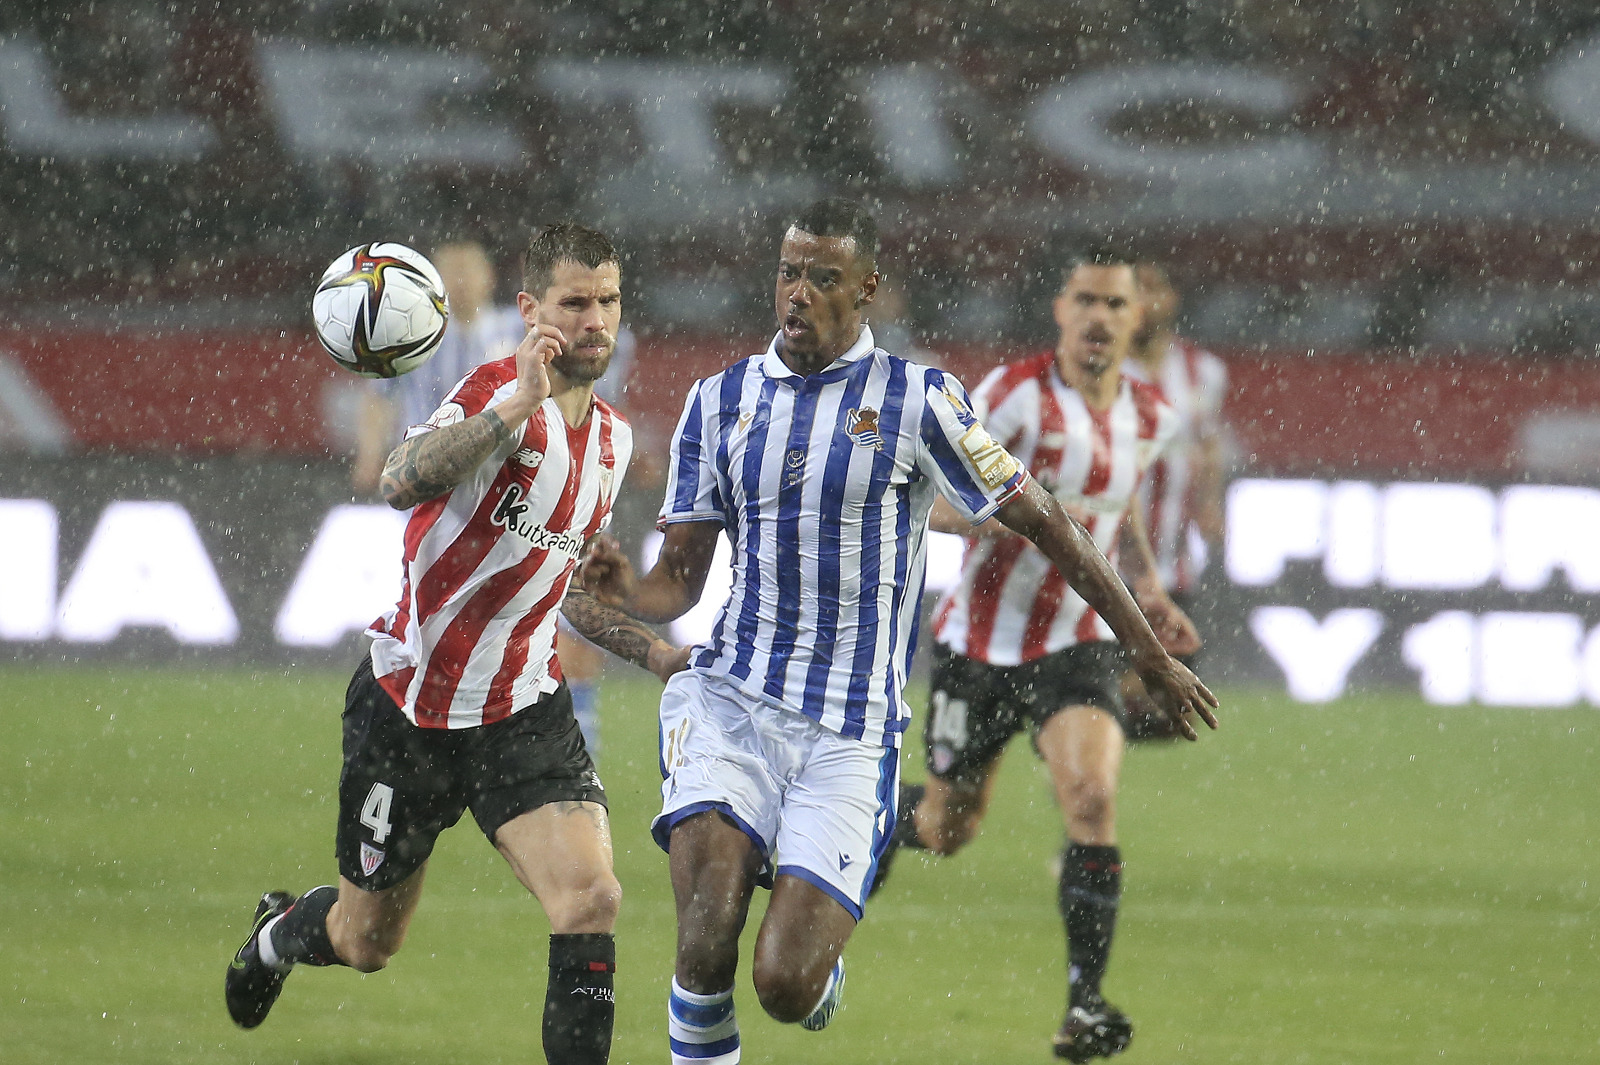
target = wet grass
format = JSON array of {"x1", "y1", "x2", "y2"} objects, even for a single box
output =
[{"x1": 2, "y1": 668, "x2": 1595, "y2": 1064}]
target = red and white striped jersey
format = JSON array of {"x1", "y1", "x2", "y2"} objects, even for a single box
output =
[
  {"x1": 933, "y1": 353, "x2": 1178, "y2": 665},
  {"x1": 366, "y1": 357, "x2": 632, "y2": 729},
  {"x1": 1124, "y1": 337, "x2": 1227, "y2": 593}
]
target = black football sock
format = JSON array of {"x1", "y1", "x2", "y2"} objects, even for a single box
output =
[
  {"x1": 1059, "y1": 843, "x2": 1122, "y2": 1010},
  {"x1": 264, "y1": 885, "x2": 343, "y2": 969},
  {"x1": 544, "y1": 932, "x2": 615, "y2": 1065}
]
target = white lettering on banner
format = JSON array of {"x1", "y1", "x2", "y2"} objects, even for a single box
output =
[
  {"x1": 536, "y1": 59, "x2": 818, "y2": 219},
  {"x1": 1401, "y1": 611, "x2": 1476, "y2": 705},
  {"x1": 0, "y1": 35, "x2": 216, "y2": 161},
  {"x1": 274, "y1": 505, "x2": 408, "y2": 647},
  {"x1": 1405, "y1": 611, "x2": 1595, "y2": 707},
  {"x1": 1227, "y1": 479, "x2": 1588, "y2": 592},
  {"x1": 1498, "y1": 485, "x2": 1600, "y2": 591},
  {"x1": 254, "y1": 42, "x2": 522, "y2": 167},
  {"x1": 1026, "y1": 63, "x2": 1324, "y2": 187},
  {"x1": 1380, "y1": 484, "x2": 1498, "y2": 590},
  {"x1": 1479, "y1": 613, "x2": 1583, "y2": 707},
  {"x1": 539, "y1": 60, "x2": 788, "y2": 177},
  {"x1": 0, "y1": 499, "x2": 56, "y2": 640},
  {"x1": 56, "y1": 502, "x2": 238, "y2": 644},
  {"x1": 856, "y1": 66, "x2": 962, "y2": 188},
  {"x1": 1541, "y1": 36, "x2": 1600, "y2": 147},
  {"x1": 1323, "y1": 481, "x2": 1379, "y2": 588},
  {"x1": 1226, "y1": 479, "x2": 1326, "y2": 585},
  {"x1": 1250, "y1": 607, "x2": 1383, "y2": 702}
]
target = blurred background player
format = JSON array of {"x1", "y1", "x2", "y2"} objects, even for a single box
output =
[
  {"x1": 1121, "y1": 261, "x2": 1229, "y2": 739},
  {"x1": 225, "y1": 224, "x2": 632, "y2": 1065},
  {"x1": 875, "y1": 243, "x2": 1206, "y2": 1063},
  {"x1": 351, "y1": 237, "x2": 636, "y2": 758}
]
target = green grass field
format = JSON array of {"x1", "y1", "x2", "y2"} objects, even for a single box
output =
[{"x1": 3, "y1": 666, "x2": 1596, "y2": 1064}]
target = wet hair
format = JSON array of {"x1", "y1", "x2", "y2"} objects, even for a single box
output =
[
  {"x1": 1060, "y1": 240, "x2": 1139, "y2": 285},
  {"x1": 788, "y1": 198, "x2": 879, "y2": 271},
  {"x1": 522, "y1": 222, "x2": 618, "y2": 295}
]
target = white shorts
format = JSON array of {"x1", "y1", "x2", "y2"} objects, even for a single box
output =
[{"x1": 651, "y1": 670, "x2": 901, "y2": 920}]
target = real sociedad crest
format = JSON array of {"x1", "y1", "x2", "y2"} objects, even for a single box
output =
[{"x1": 845, "y1": 407, "x2": 885, "y2": 451}]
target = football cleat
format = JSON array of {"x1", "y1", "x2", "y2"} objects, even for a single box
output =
[
  {"x1": 225, "y1": 890, "x2": 295, "y2": 1029},
  {"x1": 1052, "y1": 996, "x2": 1133, "y2": 1062},
  {"x1": 799, "y1": 956, "x2": 846, "y2": 1031}
]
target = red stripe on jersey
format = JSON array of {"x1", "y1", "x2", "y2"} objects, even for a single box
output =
[
  {"x1": 479, "y1": 415, "x2": 606, "y2": 719},
  {"x1": 1034, "y1": 374, "x2": 1067, "y2": 476},
  {"x1": 412, "y1": 414, "x2": 550, "y2": 628},
  {"x1": 447, "y1": 357, "x2": 516, "y2": 418},
  {"x1": 375, "y1": 665, "x2": 415, "y2": 709},
  {"x1": 1019, "y1": 566, "x2": 1067, "y2": 660},
  {"x1": 962, "y1": 536, "x2": 1029, "y2": 661},
  {"x1": 480, "y1": 560, "x2": 576, "y2": 723},
  {"x1": 976, "y1": 353, "x2": 1053, "y2": 415},
  {"x1": 375, "y1": 493, "x2": 451, "y2": 640},
  {"x1": 419, "y1": 412, "x2": 589, "y2": 725},
  {"x1": 1129, "y1": 379, "x2": 1165, "y2": 441}
]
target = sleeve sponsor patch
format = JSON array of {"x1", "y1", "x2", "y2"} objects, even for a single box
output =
[{"x1": 959, "y1": 423, "x2": 1022, "y2": 488}]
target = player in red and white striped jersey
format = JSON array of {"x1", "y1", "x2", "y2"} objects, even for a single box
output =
[
  {"x1": 226, "y1": 224, "x2": 672, "y2": 1065},
  {"x1": 1124, "y1": 262, "x2": 1228, "y2": 600},
  {"x1": 365, "y1": 345, "x2": 631, "y2": 729},
  {"x1": 877, "y1": 244, "x2": 1214, "y2": 1063}
]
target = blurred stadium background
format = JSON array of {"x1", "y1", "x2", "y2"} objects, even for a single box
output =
[
  {"x1": 2, "y1": 3, "x2": 1598, "y2": 1063},
  {"x1": 7, "y1": 0, "x2": 1600, "y2": 700}
]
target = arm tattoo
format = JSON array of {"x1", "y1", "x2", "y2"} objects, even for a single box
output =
[
  {"x1": 380, "y1": 408, "x2": 515, "y2": 509},
  {"x1": 561, "y1": 588, "x2": 663, "y2": 672}
]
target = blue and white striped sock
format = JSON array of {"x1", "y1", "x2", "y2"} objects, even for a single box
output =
[{"x1": 668, "y1": 978, "x2": 739, "y2": 1064}]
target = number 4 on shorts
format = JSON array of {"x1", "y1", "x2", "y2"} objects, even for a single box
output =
[{"x1": 360, "y1": 782, "x2": 394, "y2": 844}]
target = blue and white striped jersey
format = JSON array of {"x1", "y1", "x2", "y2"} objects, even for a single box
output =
[{"x1": 660, "y1": 326, "x2": 1026, "y2": 747}]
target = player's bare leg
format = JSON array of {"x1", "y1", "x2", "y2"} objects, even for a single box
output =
[
  {"x1": 667, "y1": 810, "x2": 763, "y2": 1064},
  {"x1": 752, "y1": 875, "x2": 857, "y2": 1024},
  {"x1": 671, "y1": 810, "x2": 763, "y2": 991},
  {"x1": 326, "y1": 869, "x2": 429, "y2": 971},
  {"x1": 225, "y1": 867, "x2": 425, "y2": 1029},
  {"x1": 496, "y1": 802, "x2": 621, "y2": 1065},
  {"x1": 495, "y1": 800, "x2": 621, "y2": 931},
  {"x1": 913, "y1": 759, "x2": 1005, "y2": 856},
  {"x1": 1037, "y1": 706, "x2": 1132, "y2": 1061}
]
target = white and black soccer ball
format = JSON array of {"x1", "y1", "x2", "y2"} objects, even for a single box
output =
[{"x1": 312, "y1": 242, "x2": 450, "y2": 378}]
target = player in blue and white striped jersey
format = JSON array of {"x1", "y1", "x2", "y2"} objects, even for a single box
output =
[{"x1": 570, "y1": 200, "x2": 1218, "y2": 1065}]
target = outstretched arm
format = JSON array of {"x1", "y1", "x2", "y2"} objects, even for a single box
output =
[
  {"x1": 561, "y1": 586, "x2": 691, "y2": 682},
  {"x1": 994, "y1": 478, "x2": 1219, "y2": 738},
  {"x1": 1118, "y1": 505, "x2": 1200, "y2": 656},
  {"x1": 379, "y1": 324, "x2": 563, "y2": 509}
]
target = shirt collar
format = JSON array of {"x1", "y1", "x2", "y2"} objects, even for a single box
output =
[{"x1": 760, "y1": 324, "x2": 876, "y2": 381}]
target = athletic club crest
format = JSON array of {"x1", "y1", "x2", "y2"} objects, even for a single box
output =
[
  {"x1": 360, "y1": 842, "x2": 386, "y2": 877},
  {"x1": 845, "y1": 407, "x2": 884, "y2": 451}
]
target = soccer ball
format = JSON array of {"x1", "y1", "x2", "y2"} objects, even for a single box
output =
[{"x1": 312, "y1": 243, "x2": 450, "y2": 378}]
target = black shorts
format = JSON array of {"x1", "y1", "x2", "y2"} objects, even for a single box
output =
[
  {"x1": 923, "y1": 642, "x2": 1127, "y2": 783},
  {"x1": 336, "y1": 658, "x2": 606, "y2": 891}
]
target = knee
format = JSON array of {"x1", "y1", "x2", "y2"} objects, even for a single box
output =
[
  {"x1": 1064, "y1": 776, "x2": 1116, "y2": 831},
  {"x1": 547, "y1": 871, "x2": 622, "y2": 934},
  {"x1": 750, "y1": 958, "x2": 819, "y2": 1024},
  {"x1": 915, "y1": 792, "x2": 984, "y2": 857}
]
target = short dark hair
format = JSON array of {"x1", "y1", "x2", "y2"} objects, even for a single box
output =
[
  {"x1": 522, "y1": 222, "x2": 618, "y2": 295},
  {"x1": 788, "y1": 198, "x2": 879, "y2": 270},
  {"x1": 1060, "y1": 240, "x2": 1139, "y2": 285}
]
